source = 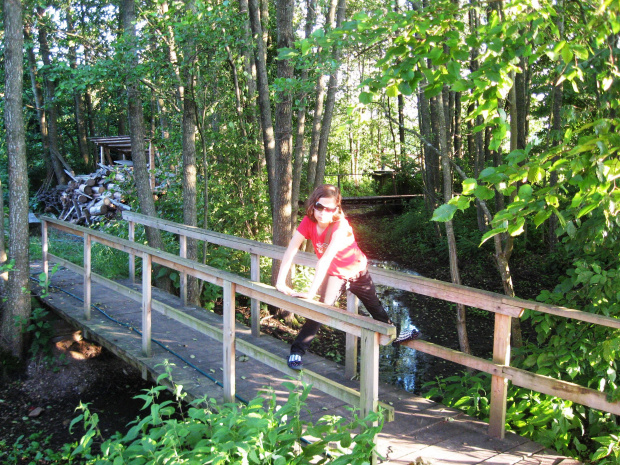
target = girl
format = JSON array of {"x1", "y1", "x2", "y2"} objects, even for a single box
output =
[{"x1": 276, "y1": 184, "x2": 419, "y2": 370}]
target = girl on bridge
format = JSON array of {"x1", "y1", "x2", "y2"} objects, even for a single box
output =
[{"x1": 276, "y1": 184, "x2": 419, "y2": 370}]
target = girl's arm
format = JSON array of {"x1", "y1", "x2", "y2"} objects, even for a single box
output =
[
  {"x1": 275, "y1": 230, "x2": 306, "y2": 295},
  {"x1": 296, "y1": 227, "x2": 348, "y2": 300}
]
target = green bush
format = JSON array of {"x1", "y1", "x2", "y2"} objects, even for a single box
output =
[{"x1": 66, "y1": 371, "x2": 384, "y2": 464}]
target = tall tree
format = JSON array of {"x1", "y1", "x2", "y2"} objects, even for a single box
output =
[
  {"x1": 36, "y1": 7, "x2": 69, "y2": 184},
  {"x1": 181, "y1": 0, "x2": 200, "y2": 305},
  {"x1": 2, "y1": 0, "x2": 31, "y2": 358},
  {"x1": 121, "y1": 0, "x2": 171, "y2": 292}
]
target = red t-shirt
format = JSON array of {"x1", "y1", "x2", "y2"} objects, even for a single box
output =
[{"x1": 297, "y1": 216, "x2": 367, "y2": 279}]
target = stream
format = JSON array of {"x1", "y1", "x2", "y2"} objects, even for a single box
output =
[{"x1": 369, "y1": 260, "x2": 425, "y2": 394}]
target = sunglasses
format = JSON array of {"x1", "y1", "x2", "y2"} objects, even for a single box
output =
[{"x1": 314, "y1": 202, "x2": 338, "y2": 213}]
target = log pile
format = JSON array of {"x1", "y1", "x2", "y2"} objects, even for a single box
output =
[{"x1": 37, "y1": 164, "x2": 132, "y2": 225}]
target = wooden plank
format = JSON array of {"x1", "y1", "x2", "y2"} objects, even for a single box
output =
[
  {"x1": 128, "y1": 221, "x2": 135, "y2": 284},
  {"x1": 345, "y1": 291, "x2": 359, "y2": 379},
  {"x1": 505, "y1": 366, "x2": 620, "y2": 415},
  {"x1": 42, "y1": 220, "x2": 48, "y2": 279},
  {"x1": 142, "y1": 252, "x2": 152, "y2": 357},
  {"x1": 121, "y1": 212, "x2": 620, "y2": 328},
  {"x1": 44, "y1": 255, "x2": 395, "y2": 416},
  {"x1": 250, "y1": 253, "x2": 260, "y2": 337},
  {"x1": 489, "y1": 313, "x2": 511, "y2": 438},
  {"x1": 223, "y1": 281, "x2": 236, "y2": 403},
  {"x1": 179, "y1": 235, "x2": 187, "y2": 305},
  {"x1": 84, "y1": 234, "x2": 92, "y2": 320},
  {"x1": 360, "y1": 328, "x2": 380, "y2": 419},
  {"x1": 42, "y1": 218, "x2": 396, "y2": 337},
  {"x1": 359, "y1": 328, "x2": 380, "y2": 465}
]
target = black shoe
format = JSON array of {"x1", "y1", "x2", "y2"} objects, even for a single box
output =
[
  {"x1": 287, "y1": 354, "x2": 303, "y2": 370},
  {"x1": 392, "y1": 325, "x2": 420, "y2": 346}
]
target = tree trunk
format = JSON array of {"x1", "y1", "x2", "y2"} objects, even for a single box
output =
[
  {"x1": 433, "y1": 90, "x2": 471, "y2": 355},
  {"x1": 270, "y1": 0, "x2": 295, "y2": 304},
  {"x1": 0, "y1": 181, "x2": 7, "y2": 288},
  {"x1": 418, "y1": 86, "x2": 437, "y2": 213},
  {"x1": 247, "y1": 0, "x2": 276, "y2": 202},
  {"x1": 36, "y1": 8, "x2": 67, "y2": 185},
  {"x1": 306, "y1": 0, "x2": 338, "y2": 191},
  {"x1": 313, "y1": 0, "x2": 346, "y2": 189},
  {"x1": 548, "y1": 0, "x2": 564, "y2": 252},
  {"x1": 181, "y1": 1, "x2": 200, "y2": 305},
  {"x1": 2, "y1": 0, "x2": 31, "y2": 358},
  {"x1": 24, "y1": 23, "x2": 53, "y2": 180},
  {"x1": 66, "y1": 10, "x2": 90, "y2": 168},
  {"x1": 121, "y1": 0, "x2": 171, "y2": 292},
  {"x1": 291, "y1": 0, "x2": 317, "y2": 228},
  {"x1": 398, "y1": 94, "x2": 406, "y2": 158}
]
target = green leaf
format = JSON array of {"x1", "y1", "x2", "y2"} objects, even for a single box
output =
[
  {"x1": 508, "y1": 217, "x2": 525, "y2": 236},
  {"x1": 480, "y1": 225, "x2": 507, "y2": 245},
  {"x1": 473, "y1": 185, "x2": 495, "y2": 200},
  {"x1": 431, "y1": 204, "x2": 458, "y2": 222},
  {"x1": 359, "y1": 92, "x2": 374, "y2": 104},
  {"x1": 576, "y1": 202, "x2": 598, "y2": 218},
  {"x1": 461, "y1": 178, "x2": 477, "y2": 195},
  {"x1": 397, "y1": 81, "x2": 413, "y2": 95},
  {"x1": 386, "y1": 84, "x2": 399, "y2": 97},
  {"x1": 518, "y1": 184, "x2": 533, "y2": 199}
]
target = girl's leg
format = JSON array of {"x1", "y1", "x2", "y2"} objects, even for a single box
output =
[
  {"x1": 348, "y1": 271, "x2": 392, "y2": 324},
  {"x1": 290, "y1": 275, "x2": 345, "y2": 356}
]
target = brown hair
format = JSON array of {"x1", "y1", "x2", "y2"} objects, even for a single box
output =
[{"x1": 305, "y1": 184, "x2": 343, "y2": 223}]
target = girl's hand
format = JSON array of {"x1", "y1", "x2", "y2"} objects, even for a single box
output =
[
  {"x1": 276, "y1": 284, "x2": 294, "y2": 295},
  {"x1": 292, "y1": 291, "x2": 316, "y2": 301}
]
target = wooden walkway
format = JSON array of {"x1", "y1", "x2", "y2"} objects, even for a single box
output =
[{"x1": 30, "y1": 261, "x2": 580, "y2": 465}]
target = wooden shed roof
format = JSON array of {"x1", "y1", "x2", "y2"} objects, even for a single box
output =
[{"x1": 89, "y1": 136, "x2": 150, "y2": 155}]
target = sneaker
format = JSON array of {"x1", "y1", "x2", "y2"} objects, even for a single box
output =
[
  {"x1": 287, "y1": 354, "x2": 303, "y2": 370},
  {"x1": 392, "y1": 324, "x2": 421, "y2": 346}
]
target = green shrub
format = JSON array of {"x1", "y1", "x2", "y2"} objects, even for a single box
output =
[{"x1": 68, "y1": 371, "x2": 384, "y2": 464}]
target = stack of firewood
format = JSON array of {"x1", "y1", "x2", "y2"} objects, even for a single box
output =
[{"x1": 45, "y1": 164, "x2": 132, "y2": 225}]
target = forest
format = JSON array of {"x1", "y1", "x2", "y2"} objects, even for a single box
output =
[{"x1": 1, "y1": 0, "x2": 620, "y2": 462}]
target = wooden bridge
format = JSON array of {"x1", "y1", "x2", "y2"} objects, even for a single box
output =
[{"x1": 33, "y1": 212, "x2": 620, "y2": 464}]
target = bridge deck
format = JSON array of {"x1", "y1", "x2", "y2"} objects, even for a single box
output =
[{"x1": 30, "y1": 262, "x2": 579, "y2": 465}]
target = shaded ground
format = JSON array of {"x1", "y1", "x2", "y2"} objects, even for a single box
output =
[{"x1": 0, "y1": 318, "x2": 170, "y2": 456}]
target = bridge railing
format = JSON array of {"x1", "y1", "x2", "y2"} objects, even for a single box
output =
[
  {"x1": 40, "y1": 216, "x2": 395, "y2": 433},
  {"x1": 121, "y1": 211, "x2": 620, "y2": 439}
]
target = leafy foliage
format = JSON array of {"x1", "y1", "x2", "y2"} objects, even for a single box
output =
[{"x1": 67, "y1": 371, "x2": 384, "y2": 464}]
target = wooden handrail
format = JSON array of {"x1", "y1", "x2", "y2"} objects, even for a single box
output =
[
  {"x1": 42, "y1": 216, "x2": 395, "y2": 338},
  {"x1": 43, "y1": 213, "x2": 620, "y2": 446},
  {"x1": 122, "y1": 211, "x2": 620, "y2": 329},
  {"x1": 41, "y1": 214, "x2": 394, "y2": 459},
  {"x1": 118, "y1": 211, "x2": 620, "y2": 441}
]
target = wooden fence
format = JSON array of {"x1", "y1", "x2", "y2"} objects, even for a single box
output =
[
  {"x1": 40, "y1": 216, "x2": 395, "y2": 432},
  {"x1": 41, "y1": 212, "x2": 620, "y2": 445}
]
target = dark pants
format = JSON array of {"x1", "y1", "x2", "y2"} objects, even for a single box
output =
[{"x1": 290, "y1": 270, "x2": 391, "y2": 355}]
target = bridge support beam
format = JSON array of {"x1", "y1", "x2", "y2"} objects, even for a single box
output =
[
  {"x1": 489, "y1": 313, "x2": 511, "y2": 438},
  {"x1": 84, "y1": 234, "x2": 91, "y2": 320},
  {"x1": 360, "y1": 328, "x2": 379, "y2": 465},
  {"x1": 223, "y1": 281, "x2": 236, "y2": 403},
  {"x1": 142, "y1": 252, "x2": 152, "y2": 357},
  {"x1": 345, "y1": 291, "x2": 359, "y2": 378}
]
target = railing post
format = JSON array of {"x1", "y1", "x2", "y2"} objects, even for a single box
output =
[
  {"x1": 360, "y1": 328, "x2": 379, "y2": 465},
  {"x1": 83, "y1": 233, "x2": 91, "y2": 320},
  {"x1": 250, "y1": 253, "x2": 261, "y2": 337},
  {"x1": 345, "y1": 291, "x2": 359, "y2": 378},
  {"x1": 142, "y1": 252, "x2": 152, "y2": 357},
  {"x1": 489, "y1": 313, "x2": 511, "y2": 438},
  {"x1": 128, "y1": 220, "x2": 135, "y2": 283},
  {"x1": 41, "y1": 219, "x2": 48, "y2": 281},
  {"x1": 179, "y1": 235, "x2": 187, "y2": 305},
  {"x1": 223, "y1": 280, "x2": 236, "y2": 403}
]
